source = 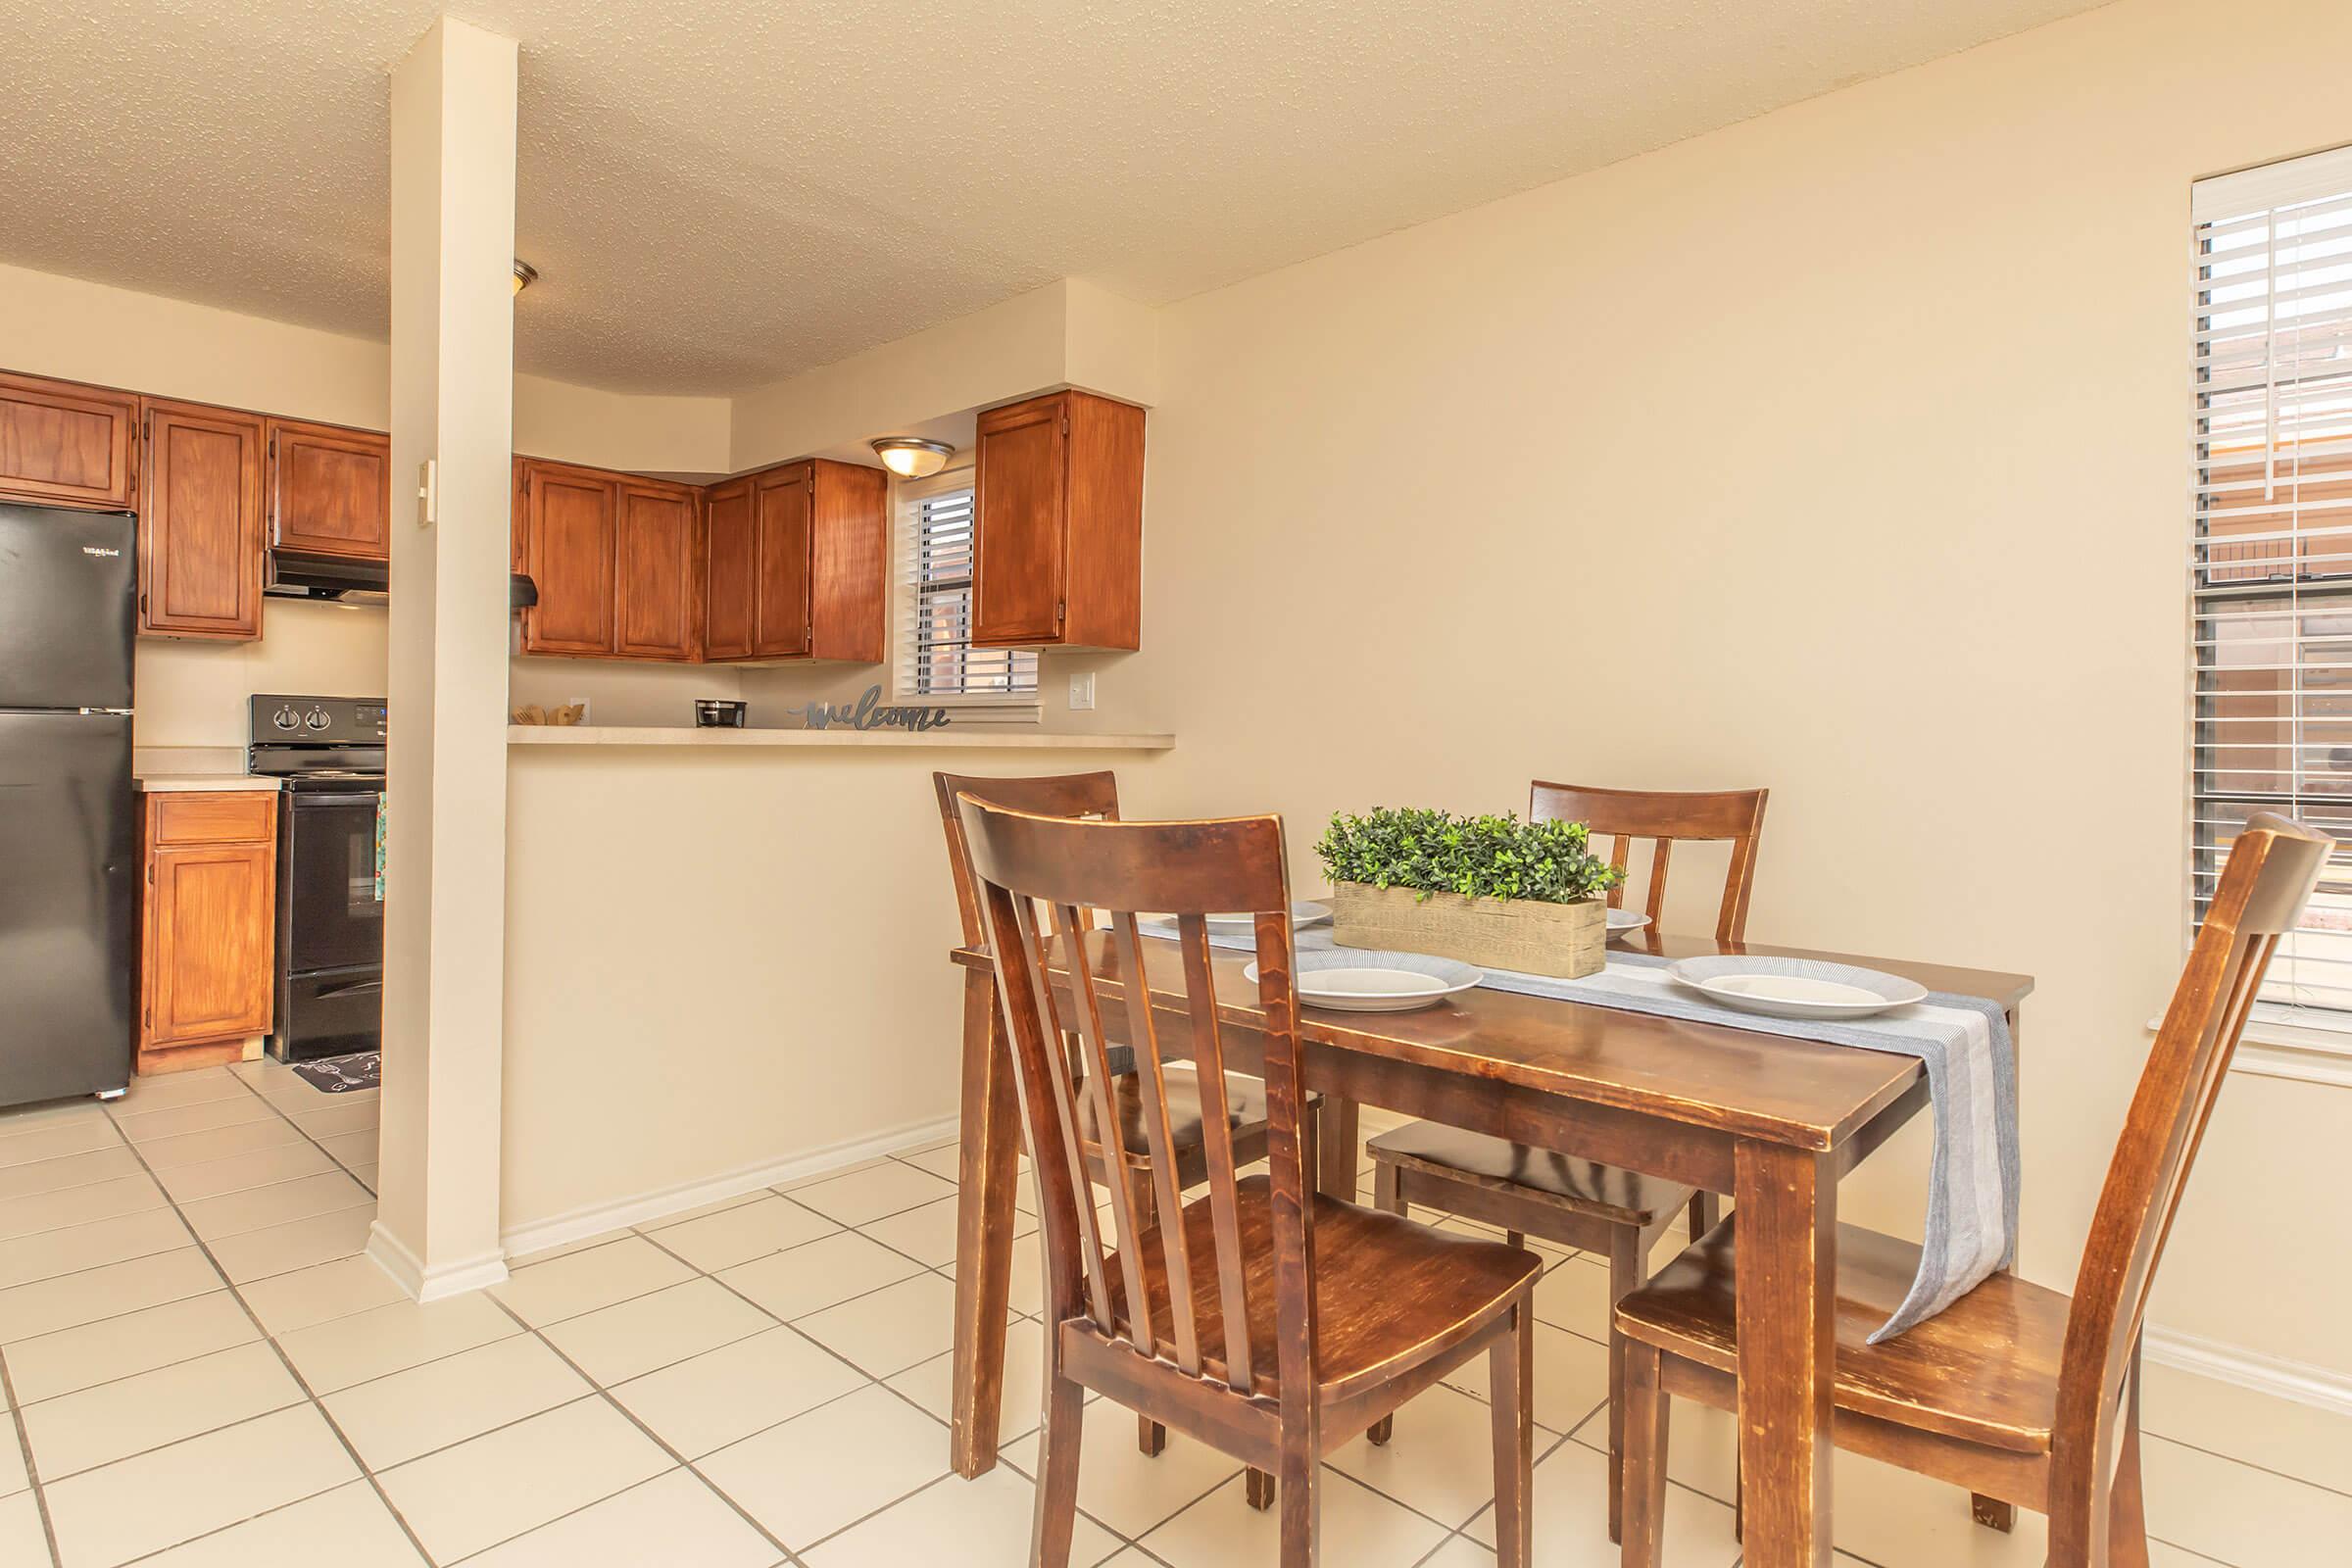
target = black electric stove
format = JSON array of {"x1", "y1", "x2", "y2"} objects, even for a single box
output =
[{"x1": 249, "y1": 696, "x2": 386, "y2": 1061}]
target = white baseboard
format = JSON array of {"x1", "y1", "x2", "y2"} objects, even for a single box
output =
[
  {"x1": 366, "y1": 1220, "x2": 512, "y2": 1303},
  {"x1": 497, "y1": 1112, "x2": 961, "y2": 1263},
  {"x1": 2143, "y1": 1324, "x2": 2352, "y2": 1418}
]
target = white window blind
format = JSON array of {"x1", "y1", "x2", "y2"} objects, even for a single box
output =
[
  {"x1": 897, "y1": 475, "x2": 1040, "y2": 717},
  {"x1": 2191, "y1": 146, "x2": 2352, "y2": 1017}
]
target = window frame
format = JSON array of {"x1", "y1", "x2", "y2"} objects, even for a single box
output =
[
  {"x1": 892, "y1": 466, "x2": 1042, "y2": 720},
  {"x1": 2188, "y1": 144, "x2": 2352, "y2": 1049}
]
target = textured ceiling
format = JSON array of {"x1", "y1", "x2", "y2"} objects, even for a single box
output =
[{"x1": 0, "y1": 0, "x2": 2103, "y2": 393}]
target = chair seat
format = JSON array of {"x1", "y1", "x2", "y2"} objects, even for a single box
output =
[
  {"x1": 1366, "y1": 1121, "x2": 1691, "y2": 1228},
  {"x1": 1102, "y1": 1174, "x2": 1541, "y2": 1400},
  {"x1": 1614, "y1": 1216, "x2": 2072, "y2": 1455},
  {"x1": 1077, "y1": 1066, "x2": 1308, "y2": 1161}
]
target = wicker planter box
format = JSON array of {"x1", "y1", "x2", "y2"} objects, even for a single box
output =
[{"x1": 1328, "y1": 882, "x2": 1605, "y2": 980}]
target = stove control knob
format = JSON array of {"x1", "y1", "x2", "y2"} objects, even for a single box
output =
[
  {"x1": 305, "y1": 708, "x2": 332, "y2": 731},
  {"x1": 271, "y1": 706, "x2": 300, "y2": 730}
]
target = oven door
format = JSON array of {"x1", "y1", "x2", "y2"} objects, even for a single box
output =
[{"x1": 279, "y1": 787, "x2": 385, "y2": 974}]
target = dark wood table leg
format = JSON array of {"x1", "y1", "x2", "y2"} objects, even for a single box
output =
[
  {"x1": 950, "y1": 967, "x2": 1021, "y2": 1478},
  {"x1": 1735, "y1": 1140, "x2": 1835, "y2": 1568},
  {"x1": 1315, "y1": 1094, "x2": 1359, "y2": 1200}
]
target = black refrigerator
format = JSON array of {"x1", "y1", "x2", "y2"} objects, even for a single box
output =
[{"x1": 0, "y1": 503, "x2": 136, "y2": 1106}]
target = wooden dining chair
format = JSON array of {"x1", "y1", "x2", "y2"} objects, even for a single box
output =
[
  {"x1": 957, "y1": 796, "x2": 1544, "y2": 1566},
  {"x1": 935, "y1": 770, "x2": 1321, "y2": 1474},
  {"x1": 1614, "y1": 810, "x2": 2332, "y2": 1568},
  {"x1": 1362, "y1": 782, "x2": 1767, "y2": 1538}
]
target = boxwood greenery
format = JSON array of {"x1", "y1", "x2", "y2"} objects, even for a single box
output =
[{"x1": 1314, "y1": 807, "x2": 1622, "y2": 906}]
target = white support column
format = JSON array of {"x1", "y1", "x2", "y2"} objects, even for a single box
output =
[{"x1": 371, "y1": 16, "x2": 517, "y2": 1300}]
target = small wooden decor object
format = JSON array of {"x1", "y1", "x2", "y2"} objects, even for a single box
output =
[{"x1": 1330, "y1": 883, "x2": 1604, "y2": 979}]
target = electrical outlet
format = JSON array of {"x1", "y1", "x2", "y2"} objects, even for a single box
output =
[{"x1": 1068, "y1": 671, "x2": 1096, "y2": 711}]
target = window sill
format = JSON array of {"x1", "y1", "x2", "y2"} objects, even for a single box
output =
[{"x1": 2148, "y1": 1011, "x2": 2352, "y2": 1089}]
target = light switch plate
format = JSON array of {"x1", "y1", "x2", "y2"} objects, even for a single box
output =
[{"x1": 1068, "y1": 671, "x2": 1096, "y2": 711}]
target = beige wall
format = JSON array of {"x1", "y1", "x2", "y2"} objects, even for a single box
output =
[
  {"x1": 1116, "y1": 0, "x2": 2351, "y2": 1373},
  {"x1": 499, "y1": 744, "x2": 1171, "y2": 1235},
  {"x1": 0, "y1": 262, "x2": 732, "y2": 748}
]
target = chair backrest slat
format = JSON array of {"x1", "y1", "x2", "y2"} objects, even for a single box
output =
[
  {"x1": 1052, "y1": 899, "x2": 1156, "y2": 1357},
  {"x1": 1175, "y1": 912, "x2": 1256, "y2": 1391},
  {"x1": 1530, "y1": 782, "x2": 1769, "y2": 943},
  {"x1": 961, "y1": 798, "x2": 1301, "y2": 1400},
  {"x1": 985, "y1": 881, "x2": 1119, "y2": 1334},
  {"x1": 2047, "y1": 812, "x2": 2330, "y2": 1554},
  {"x1": 1108, "y1": 911, "x2": 1200, "y2": 1373}
]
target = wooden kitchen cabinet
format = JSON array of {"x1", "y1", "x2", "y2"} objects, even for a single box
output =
[
  {"x1": 615, "y1": 477, "x2": 701, "y2": 660},
  {"x1": 972, "y1": 389, "x2": 1143, "y2": 651},
  {"x1": 515, "y1": 458, "x2": 618, "y2": 656},
  {"x1": 0, "y1": 370, "x2": 140, "y2": 511},
  {"x1": 703, "y1": 477, "x2": 755, "y2": 661},
  {"x1": 749, "y1": 463, "x2": 812, "y2": 658},
  {"x1": 267, "y1": 416, "x2": 391, "y2": 561},
  {"x1": 139, "y1": 399, "x2": 266, "y2": 640},
  {"x1": 513, "y1": 452, "x2": 885, "y2": 666},
  {"x1": 706, "y1": 458, "x2": 886, "y2": 663},
  {"x1": 137, "y1": 790, "x2": 278, "y2": 1075}
]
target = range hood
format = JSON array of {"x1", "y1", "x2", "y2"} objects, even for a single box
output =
[{"x1": 266, "y1": 549, "x2": 388, "y2": 603}]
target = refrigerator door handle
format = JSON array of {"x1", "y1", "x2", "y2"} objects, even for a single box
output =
[{"x1": 76, "y1": 708, "x2": 133, "y2": 716}]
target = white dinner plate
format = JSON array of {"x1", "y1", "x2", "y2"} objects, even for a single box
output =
[
  {"x1": 1606, "y1": 908, "x2": 1650, "y2": 934},
  {"x1": 1666, "y1": 956, "x2": 1927, "y2": 1020},
  {"x1": 1205, "y1": 902, "x2": 1331, "y2": 930},
  {"x1": 1244, "y1": 948, "x2": 1483, "y2": 1012}
]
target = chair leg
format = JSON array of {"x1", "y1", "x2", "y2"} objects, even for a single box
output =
[
  {"x1": 2110, "y1": 1344, "x2": 2151, "y2": 1567},
  {"x1": 1032, "y1": 1371, "x2": 1086, "y2": 1568},
  {"x1": 1606, "y1": 1225, "x2": 1642, "y2": 1545},
  {"x1": 1972, "y1": 1494, "x2": 2017, "y2": 1532},
  {"x1": 1278, "y1": 1434, "x2": 1320, "y2": 1566},
  {"x1": 1504, "y1": 1229, "x2": 1525, "y2": 1250},
  {"x1": 1246, "y1": 1467, "x2": 1276, "y2": 1510},
  {"x1": 1687, "y1": 1190, "x2": 1719, "y2": 1240},
  {"x1": 1732, "y1": 1457, "x2": 1741, "y2": 1543},
  {"x1": 1620, "y1": 1342, "x2": 1670, "y2": 1568},
  {"x1": 1490, "y1": 1302, "x2": 1536, "y2": 1568},
  {"x1": 1365, "y1": 1160, "x2": 1403, "y2": 1448}
]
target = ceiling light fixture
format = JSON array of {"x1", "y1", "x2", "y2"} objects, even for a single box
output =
[
  {"x1": 870, "y1": 437, "x2": 955, "y2": 479},
  {"x1": 513, "y1": 259, "x2": 539, "y2": 295}
]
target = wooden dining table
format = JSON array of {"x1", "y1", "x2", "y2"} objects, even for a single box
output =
[{"x1": 944, "y1": 925, "x2": 2032, "y2": 1568}]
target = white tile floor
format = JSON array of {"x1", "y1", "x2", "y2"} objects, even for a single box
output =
[{"x1": 0, "y1": 1075, "x2": 2344, "y2": 1566}]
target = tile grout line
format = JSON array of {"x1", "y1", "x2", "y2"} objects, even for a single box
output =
[
  {"x1": 627, "y1": 1213, "x2": 1147, "y2": 1560},
  {"x1": 2135, "y1": 1425, "x2": 2352, "y2": 1502},
  {"x1": 0, "y1": 1349, "x2": 67, "y2": 1568},
  {"x1": 89, "y1": 1073, "x2": 444, "y2": 1568},
  {"x1": 475, "y1": 1285, "x2": 810, "y2": 1568}
]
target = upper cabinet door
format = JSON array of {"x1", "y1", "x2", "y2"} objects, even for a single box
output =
[
  {"x1": 614, "y1": 481, "x2": 698, "y2": 660},
  {"x1": 268, "y1": 418, "x2": 390, "y2": 561},
  {"x1": 751, "y1": 464, "x2": 812, "y2": 658},
  {"x1": 704, "y1": 478, "x2": 754, "y2": 662},
  {"x1": 519, "y1": 461, "x2": 617, "y2": 656},
  {"x1": 973, "y1": 390, "x2": 1144, "y2": 652},
  {"x1": 0, "y1": 371, "x2": 139, "y2": 511},
  {"x1": 972, "y1": 395, "x2": 1069, "y2": 646},
  {"x1": 140, "y1": 400, "x2": 264, "y2": 641},
  {"x1": 808, "y1": 462, "x2": 889, "y2": 662}
]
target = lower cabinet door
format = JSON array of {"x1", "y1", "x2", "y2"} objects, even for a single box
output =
[{"x1": 146, "y1": 842, "x2": 275, "y2": 1048}]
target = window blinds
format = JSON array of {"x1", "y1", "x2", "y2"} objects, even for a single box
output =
[
  {"x1": 2192, "y1": 146, "x2": 2352, "y2": 1015},
  {"x1": 898, "y1": 482, "x2": 1039, "y2": 712}
]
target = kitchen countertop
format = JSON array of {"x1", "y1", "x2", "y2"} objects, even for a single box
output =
[
  {"x1": 134, "y1": 773, "x2": 282, "y2": 793},
  {"x1": 509, "y1": 725, "x2": 1175, "y2": 752}
]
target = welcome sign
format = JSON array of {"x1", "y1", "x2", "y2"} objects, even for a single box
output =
[{"x1": 785, "y1": 683, "x2": 952, "y2": 734}]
